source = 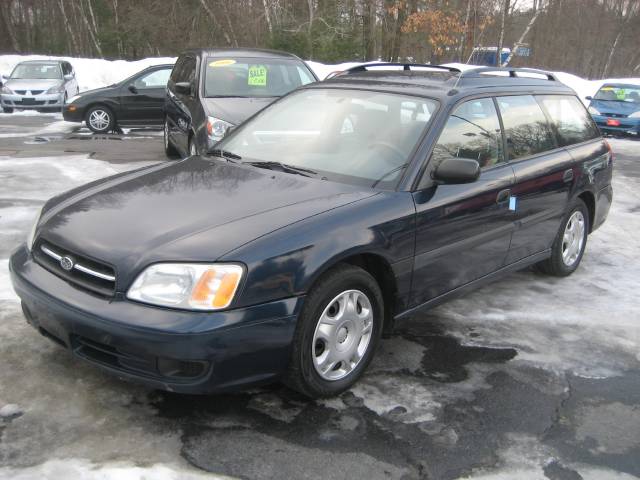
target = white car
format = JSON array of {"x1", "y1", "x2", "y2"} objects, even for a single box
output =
[{"x1": 1, "y1": 60, "x2": 79, "y2": 113}]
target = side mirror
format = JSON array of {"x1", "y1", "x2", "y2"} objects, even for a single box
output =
[
  {"x1": 174, "y1": 81, "x2": 192, "y2": 95},
  {"x1": 64, "y1": 74, "x2": 74, "y2": 81},
  {"x1": 128, "y1": 85, "x2": 138, "y2": 94},
  {"x1": 585, "y1": 96, "x2": 593, "y2": 101},
  {"x1": 433, "y1": 157, "x2": 481, "y2": 184}
]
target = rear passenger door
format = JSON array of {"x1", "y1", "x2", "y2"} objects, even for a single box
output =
[
  {"x1": 410, "y1": 97, "x2": 515, "y2": 306},
  {"x1": 498, "y1": 95, "x2": 575, "y2": 263}
]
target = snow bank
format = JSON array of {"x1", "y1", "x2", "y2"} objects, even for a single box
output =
[{"x1": 2, "y1": 54, "x2": 639, "y2": 103}]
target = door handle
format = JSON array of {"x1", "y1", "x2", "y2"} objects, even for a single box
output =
[
  {"x1": 496, "y1": 189, "x2": 511, "y2": 204},
  {"x1": 563, "y1": 169, "x2": 574, "y2": 183}
]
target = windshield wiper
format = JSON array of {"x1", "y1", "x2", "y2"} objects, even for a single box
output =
[
  {"x1": 244, "y1": 161, "x2": 317, "y2": 177},
  {"x1": 208, "y1": 149, "x2": 242, "y2": 162}
]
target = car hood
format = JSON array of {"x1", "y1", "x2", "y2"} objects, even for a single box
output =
[
  {"x1": 590, "y1": 99, "x2": 640, "y2": 116},
  {"x1": 5, "y1": 78, "x2": 62, "y2": 91},
  {"x1": 37, "y1": 157, "x2": 375, "y2": 287},
  {"x1": 72, "y1": 85, "x2": 118, "y2": 102},
  {"x1": 202, "y1": 97, "x2": 277, "y2": 125}
]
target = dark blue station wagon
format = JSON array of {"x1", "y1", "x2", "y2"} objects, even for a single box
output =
[{"x1": 10, "y1": 64, "x2": 613, "y2": 398}]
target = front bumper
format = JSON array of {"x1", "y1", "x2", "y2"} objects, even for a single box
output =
[
  {"x1": 1, "y1": 92, "x2": 65, "y2": 110},
  {"x1": 62, "y1": 104, "x2": 84, "y2": 122},
  {"x1": 9, "y1": 245, "x2": 303, "y2": 393},
  {"x1": 592, "y1": 114, "x2": 640, "y2": 136}
]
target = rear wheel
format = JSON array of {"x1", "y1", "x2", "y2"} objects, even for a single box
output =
[
  {"x1": 536, "y1": 198, "x2": 589, "y2": 277},
  {"x1": 164, "y1": 118, "x2": 179, "y2": 158},
  {"x1": 285, "y1": 264, "x2": 383, "y2": 398},
  {"x1": 86, "y1": 105, "x2": 115, "y2": 133},
  {"x1": 2, "y1": 107, "x2": 13, "y2": 114}
]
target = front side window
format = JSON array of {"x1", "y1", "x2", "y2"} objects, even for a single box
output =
[
  {"x1": 11, "y1": 63, "x2": 61, "y2": 80},
  {"x1": 204, "y1": 58, "x2": 315, "y2": 98},
  {"x1": 431, "y1": 97, "x2": 504, "y2": 169},
  {"x1": 216, "y1": 88, "x2": 438, "y2": 189},
  {"x1": 134, "y1": 68, "x2": 171, "y2": 89},
  {"x1": 538, "y1": 95, "x2": 599, "y2": 146},
  {"x1": 497, "y1": 95, "x2": 555, "y2": 160}
]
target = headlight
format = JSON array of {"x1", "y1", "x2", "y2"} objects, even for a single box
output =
[
  {"x1": 67, "y1": 94, "x2": 81, "y2": 104},
  {"x1": 629, "y1": 111, "x2": 640, "y2": 118},
  {"x1": 588, "y1": 106, "x2": 601, "y2": 115},
  {"x1": 45, "y1": 84, "x2": 65, "y2": 94},
  {"x1": 1, "y1": 86, "x2": 12, "y2": 94},
  {"x1": 127, "y1": 263, "x2": 243, "y2": 310},
  {"x1": 207, "y1": 116, "x2": 233, "y2": 143},
  {"x1": 26, "y1": 207, "x2": 43, "y2": 251}
]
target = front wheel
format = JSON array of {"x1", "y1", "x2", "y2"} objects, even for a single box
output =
[
  {"x1": 285, "y1": 264, "x2": 384, "y2": 398},
  {"x1": 86, "y1": 105, "x2": 115, "y2": 133},
  {"x1": 536, "y1": 198, "x2": 589, "y2": 276},
  {"x1": 164, "y1": 118, "x2": 179, "y2": 158}
]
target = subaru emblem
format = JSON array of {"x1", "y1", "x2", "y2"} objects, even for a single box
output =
[{"x1": 60, "y1": 256, "x2": 74, "y2": 271}]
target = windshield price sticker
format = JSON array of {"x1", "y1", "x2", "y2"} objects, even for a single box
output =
[
  {"x1": 209, "y1": 59, "x2": 236, "y2": 67},
  {"x1": 248, "y1": 65, "x2": 268, "y2": 86}
]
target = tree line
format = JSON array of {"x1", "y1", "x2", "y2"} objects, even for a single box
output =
[{"x1": 1, "y1": 0, "x2": 639, "y2": 79}]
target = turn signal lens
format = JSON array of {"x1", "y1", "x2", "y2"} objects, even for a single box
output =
[{"x1": 68, "y1": 105, "x2": 77, "y2": 112}]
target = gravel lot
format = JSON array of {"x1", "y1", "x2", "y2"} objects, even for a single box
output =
[{"x1": 0, "y1": 113, "x2": 639, "y2": 480}]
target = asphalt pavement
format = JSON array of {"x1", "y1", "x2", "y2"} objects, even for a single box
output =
[{"x1": 0, "y1": 112, "x2": 639, "y2": 480}]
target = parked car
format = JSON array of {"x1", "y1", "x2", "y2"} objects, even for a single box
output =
[
  {"x1": 63, "y1": 64, "x2": 174, "y2": 133},
  {"x1": 10, "y1": 64, "x2": 613, "y2": 398},
  {"x1": 586, "y1": 83, "x2": 640, "y2": 137},
  {"x1": 0, "y1": 60, "x2": 78, "y2": 113},
  {"x1": 164, "y1": 48, "x2": 317, "y2": 158}
]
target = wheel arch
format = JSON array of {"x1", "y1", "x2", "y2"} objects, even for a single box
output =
[{"x1": 577, "y1": 190, "x2": 596, "y2": 233}]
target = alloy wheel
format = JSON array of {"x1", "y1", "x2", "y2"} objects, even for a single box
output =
[
  {"x1": 88, "y1": 109, "x2": 110, "y2": 131},
  {"x1": 562, "y1": 210, "x2": 585, "y2": 266}
]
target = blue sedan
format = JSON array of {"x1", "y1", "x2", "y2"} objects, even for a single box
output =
[{"x1": 587, "y1": 83, "x2": 640, "y2": 137}]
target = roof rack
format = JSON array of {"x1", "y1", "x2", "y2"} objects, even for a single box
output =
[
  {"x1": 334, "y1": 63, "x2": 461, "y2": 76},
  {"x1": 458, "y1": 67, "x2": 557, "y2": 81}
]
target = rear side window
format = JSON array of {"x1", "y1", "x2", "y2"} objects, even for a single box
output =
[
  {"x1": 537, "y1": 95, "x2": 599, "y2": 146},
  {"x1": 431, "y1": 97, "x2": 504, "y2": 169},
  {"x1": 496, "y1": 95, "x2": 555, "y2": 160}
]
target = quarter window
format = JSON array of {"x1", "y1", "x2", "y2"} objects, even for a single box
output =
[
  {"x1": 431, "y1": 98, "x2": 504, "y2": 169},
  {"x1": 537, "y1": 95, "x2": 599, "y2": 146},
  {"x1": 496, "y1": 95, "x2": 555, "y2": 160}
]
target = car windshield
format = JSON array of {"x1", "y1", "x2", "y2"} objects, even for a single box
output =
[
  {"x1": 11, "y1": 63, "x2": 61, "y2": 80},
  {"x1": 594, "y1": 84, "x2": 640, "y2": 103},
  {"x1": 204, "y1": 57, "x2": 315, "y2": 97},
  {"x1": 216, "y1": 88, "x2": 439, "y2": 189}
]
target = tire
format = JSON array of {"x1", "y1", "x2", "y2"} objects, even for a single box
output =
[
  {"x1": 2, "y1": 107, "x2": 14, "y2": 114},
  {"x1": 285, "y1": 263, "x2": 384, "y2": 398},
  {"x1": 85, "y1": 105, "x2": 115, "y2": 133},
  {"x1": 164, "y1": 118, "x2": 179, "y2": 158},
  {"x1": 536, "y1": 198, "x2": 589, "y2": 277}
]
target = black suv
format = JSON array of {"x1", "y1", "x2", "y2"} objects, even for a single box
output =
[
  {"x1": 164, "y1": 48, "x2": 317, "y2": 158},
  {"x1": 10, "y1": 64, "x2": 613, "y2": 398}
]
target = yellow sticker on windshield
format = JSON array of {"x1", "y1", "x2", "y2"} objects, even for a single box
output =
[
  {"x1": 616, "y1": 89, "x2": 626, "y2": 100},
  {"x1": 209, "y1": 59, "x2": 236, "y2": 67},
  {"x1": 248, "y1": 65, "x2": 267, "y2": 86}
]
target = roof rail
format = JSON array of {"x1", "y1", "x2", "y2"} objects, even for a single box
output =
[
  {"x1": 336, "y1": 63, "x2": 462, "y2": 76},
  {"x1": 459, "y1": 67, "x2": 557, "y2": 81}
]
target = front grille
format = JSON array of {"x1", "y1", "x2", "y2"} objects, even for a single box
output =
[
  {"x1": 33, "y1": 240, "x2": 116, "y2": 297},
  {"x1": 15, "y1": 100, "x2": 45, "y2": 106},
  {"x1": 15, "y1": 90, "x2": 26, "y2": 95},
  {"x1": 72, "y1": 335, "x2": 208, "y2": 381},
  {"x1": 605, "y1": 113, "x2": 628, "y2": 118},
  {"x1": 30, "y1": 90, "x2": 44, "y2": 95}
]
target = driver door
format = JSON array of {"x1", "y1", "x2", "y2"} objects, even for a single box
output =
[
  {"x1": 410, "y1": 97, "x2": 516, "y2": 307},
  {"x1": 120, "y1": 67, "x2": 172, "y2": 124}
]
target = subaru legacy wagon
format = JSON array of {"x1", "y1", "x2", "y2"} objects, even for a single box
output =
[{"x1": 10, "y1": 64, "x2": 613, "y2": 398}]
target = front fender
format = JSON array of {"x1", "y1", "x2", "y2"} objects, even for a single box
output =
[{"x1": 221, "y1": 191, "x2": 416, "y2": 310}]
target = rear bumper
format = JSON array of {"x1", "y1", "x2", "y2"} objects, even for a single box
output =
[
  {"x1": 9, "y1": 245, "x2": 302, "y2": 393},
  {"x1": 593, "y1": 183, "x2": 613, "y2": 232},
  {"x1": 1, "y1": 92, "x2": 64, "y2": 109}
]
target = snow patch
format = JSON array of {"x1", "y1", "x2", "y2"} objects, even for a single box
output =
[
  {"x1": 0, "y1": 459, "x2": 227, "y2": 480},
  {"x1": 0, "y1": 403, "x2": 22, "y2": 417}
]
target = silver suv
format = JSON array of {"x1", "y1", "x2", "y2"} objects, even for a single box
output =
[{"x1": 1, "y1": 60, "x2": 79, "y2": 113}]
